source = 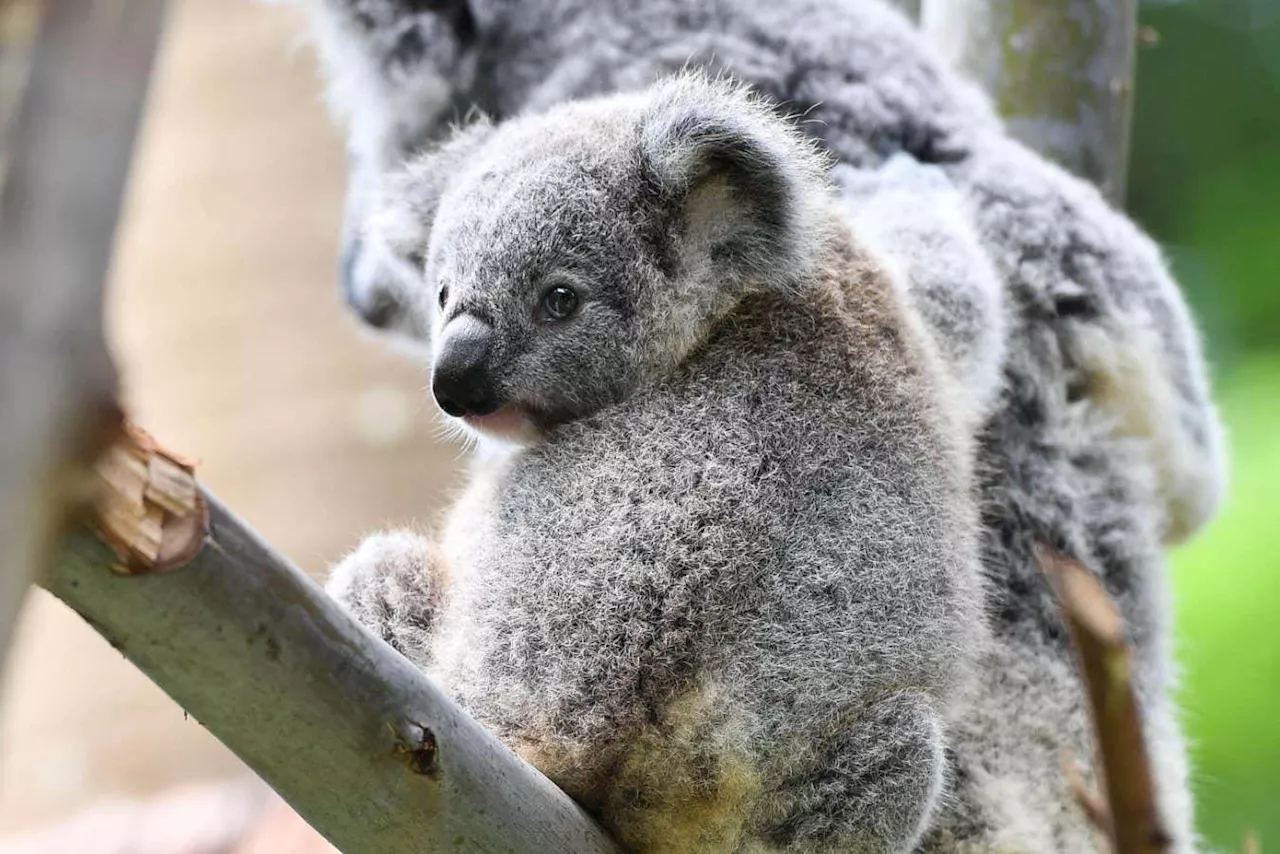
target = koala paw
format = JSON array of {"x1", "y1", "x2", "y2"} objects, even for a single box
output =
[{"x1": 326, "y1": 530, "x2": 445, "y2": 666}]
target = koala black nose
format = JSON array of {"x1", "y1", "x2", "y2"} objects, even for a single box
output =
[{"x1": 433, "y1": 316, "x2": 500, "y2": 418}]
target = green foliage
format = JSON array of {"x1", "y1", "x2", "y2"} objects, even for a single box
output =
[
  {"x1": 1131, "y1": 2, "x2": 1280, "y2": 367},
  {"x1": 1129, "y1": 3, "x2": 1280, "y2": 847},
  {"x1": 1172, "y1": 359, "x2": 1280, "y2": 850}
]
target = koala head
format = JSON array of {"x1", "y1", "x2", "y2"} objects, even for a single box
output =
[{"x1": 368, "y1": 74, "x2": 833, "y2": 444}]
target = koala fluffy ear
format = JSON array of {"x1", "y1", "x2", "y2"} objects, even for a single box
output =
[
  {"x1": 367, "y1": 118, "x2": 496, "y2": 273},
  {"x1": 638, "y1": 77, "x2": 831, "y2": 291}
]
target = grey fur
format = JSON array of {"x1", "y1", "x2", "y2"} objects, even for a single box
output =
[
  {"x1": 834, "y1": 156, "x2": 1006, "y2": 432},
  {"x1": 305, "y1": 1, "x2": 1228, "y2": 850},
  {"x1": 333, "y1": 76, "x2": 987, "y2": 853}
]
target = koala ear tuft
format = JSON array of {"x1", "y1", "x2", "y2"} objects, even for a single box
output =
[
  {"x1": 367, "y1": 118, "x2": 495, "y2": 275},
  {"x1": 639, "y1": 76, "x2": 832, "y2": 291}
]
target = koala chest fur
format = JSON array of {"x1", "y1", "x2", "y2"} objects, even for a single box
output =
[{"x1": 422, "y1": 237, "x2": 985, "y2": 853}]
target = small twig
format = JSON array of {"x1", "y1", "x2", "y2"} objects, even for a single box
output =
[{"x1": 1037, "y1": 543, "x2": 1172, "y2": 854}]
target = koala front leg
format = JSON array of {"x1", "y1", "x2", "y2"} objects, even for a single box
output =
[
  {"x1": 326, "y1": 531, "x2": 448, "y2": 669},
  {"x1": 757, "y1": 692, "x2": 947, "y2": 854}
]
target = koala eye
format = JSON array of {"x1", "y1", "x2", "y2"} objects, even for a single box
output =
[
  {"x1": 438, "y1": 284, "x2": 450, "y2": 310},
  {"x1": 538, "y1": 284, "x2": 580, "y2": 323}
]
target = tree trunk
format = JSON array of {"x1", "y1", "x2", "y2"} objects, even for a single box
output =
[
  {"x1": 42, "y1": 427, "x2": 620, "y2": 854},
  {"x1": 0, "y1": 0, "x2": 167, "y2": 670},
  {"x1": 921, "y1": 0, "x2": 1138, "y2": 203}
]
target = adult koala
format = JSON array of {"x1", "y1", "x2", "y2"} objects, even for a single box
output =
[
  {"x1": 303, "y1": 1, "x2": 1227, "y2": 850},
  {"x1": 329, "y1": 74, "x2": 989, "y2": 853}
]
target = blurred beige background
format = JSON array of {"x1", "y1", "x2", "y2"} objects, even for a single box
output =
[{"x1": 0, "y1": 0, "x2": 464, "y2": 836}]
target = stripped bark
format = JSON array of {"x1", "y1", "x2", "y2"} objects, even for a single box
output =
[
  {"x1": 921, "y1": 0, "x2": 1138, "y2": 202},
  {"x1": 43, "y1": 426, "x2": 621, "y2": 854},
  {"x1": 0, "y1": 0, "x2": 166, "y2": 669}
]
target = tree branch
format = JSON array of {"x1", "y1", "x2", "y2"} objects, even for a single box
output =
[
  {"x1": 1037, "y1": 545, "x2": 1171, "y2": 854},
  {"x1": 921, "y1": 0, "x2": 1138, "y2": 202},
  {"x1": 42, "y1": 425, "x2": 620, "y2": 854},
  {"x1": 0, "y1": 0, "x2": 167, "y2": 669}
]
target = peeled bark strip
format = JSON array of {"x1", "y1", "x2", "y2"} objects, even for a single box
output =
[
  {"x1": 921, "y1": 0, "x2": 1138, "y2": 202},
  {"x1": 91, "y1": 423, "x2": 205, "y2": 574},
  {"x1": 44, "y1": 427, "x2": 621, "y2": 854},
  {"x1": 1038, "y1": 546, "x2": 1171, "y2": 854},
  {"x1": 0, "y1": 0, "x2": 167, "y2": 669}
]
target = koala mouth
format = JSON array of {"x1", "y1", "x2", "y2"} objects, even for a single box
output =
[{"x1": 460, "y1": 405, "x2": 540, "y2": 446}]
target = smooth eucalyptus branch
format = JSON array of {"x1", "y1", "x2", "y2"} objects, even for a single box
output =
[{"x1": 43, "y1": 425, "x2": 620, "y2": 854}]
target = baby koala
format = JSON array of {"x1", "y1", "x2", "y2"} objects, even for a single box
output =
[{"x1": 328, "y1": 75, "x2": 987, "y2": 853}]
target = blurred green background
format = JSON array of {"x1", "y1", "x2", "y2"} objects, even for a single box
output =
[{"x1": 1131, "y1": 1, "x2": 1280, "y2": 848}]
